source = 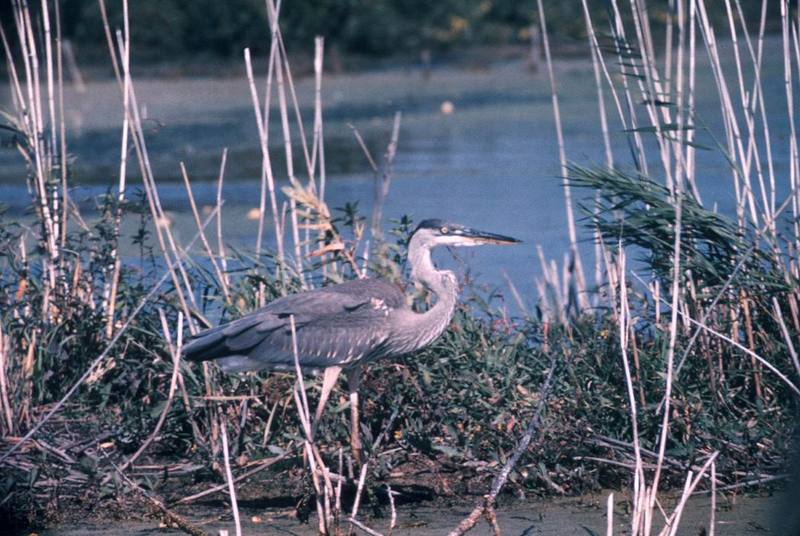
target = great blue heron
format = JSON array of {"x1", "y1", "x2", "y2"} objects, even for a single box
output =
[{"x1": 183, "y1": 219, "x2": 520, "y2": 462}]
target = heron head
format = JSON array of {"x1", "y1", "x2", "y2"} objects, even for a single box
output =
[{"x1": 412, "y1": 219, "x2": 522, "y2": 248}]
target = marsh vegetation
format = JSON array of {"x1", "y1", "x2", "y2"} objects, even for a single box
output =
[{"x1": 1, "y1": 1, "x2": 799, "y2": 535}]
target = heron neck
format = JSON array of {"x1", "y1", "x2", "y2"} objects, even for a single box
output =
[{"x1": 404, "y1": 238, "x2": 459, "y2": 351}]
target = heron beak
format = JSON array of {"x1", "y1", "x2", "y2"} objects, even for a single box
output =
[{"x1": 460, "y1": 228, "x2": 522, "y2": 245}]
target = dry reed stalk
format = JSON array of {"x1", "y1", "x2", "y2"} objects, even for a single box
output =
[
  {"x1": 104, "y1": 0, "x2": 132, "y2": 339},
  {"x1": 349, "y1": 124, "x2": 379, "y2": 173},
  {"x1": 39, "y1": 0, "x2": 61, "y2": 264},
  {"x1": 781, "y1": 0, "x2": 800, "y2": 253},
  {"x1": 20, "y1": 331, "x2": 36, "y2": 426},
  {"x1": 580, "y1": 0, "x2": 614, "y2": 294},
  {"x1": 14, "y1": 5, "x2": 53, "y2": 250},
  {"x1": 3, "y1": 3, "x2": 60, "y2": 313},
  {"x1": 274, "y1": 55, "x2": 306, "y2": 288},
  {"x1": 686, "y1": 0, "x2": 700, "y2": 201},
  {"x1": 659, "y1": 452, "x2": 719, "y2": 536},
  {"x1": 259, "y1": 2, "x2": 288, "y2": 283},
  {"x1": 177, "y1": 165, "x2": 227, "y2": 451},
  {"x1": 606, "y1": 0, "x2": 650, "y2": 175},
  {"x1": 279, "y1": 52, "x2": 314, "y2": 185},
  {"x1": 773, "y1": 297, "x2": 800, "y2": 377},
  {"x1": 0, "y1": 327, "x2": 13, "y2": 435},
  {"x1": 312, "y1": 36, "x2": 329, "y2": 282},
  {"x1": 370, "y1": 112, "x2": 402, "y2": 242},
  {"x1": 735, "y1": 0, "x2": 775, "y2": 216},
  {"x1": 215, "y1": 149, "x2": 231, "y2": 293},
  {"x1": 108, "y1": 28, "x2": 199, "y2": 333},
  {"x1": 98, "y1": 4, "x2": 202, "y2": 332},
  {"x1": 697, "y1": 0, "x2": 760, "y2": 228},
  {"x1": 501, "y1": 269, "x2": 529, "y2": 317},
  {"x1": 616, "y1": 246, "x2": 645, "y2": 533},
  {"x1": 53, "y1": 0, "x2": 70, "y2": 255},
  {"x1": 387, "y1": 484, "x2": 397, "y2": 536},
  {"x1": 535, "y1": 246, "x2": 567, "y2": 324},
  {"x1": 219, "y1": 413, "x2": 242, "y2": 536},
  {"x1": 261, "y1": 399, "x2": 280, "y2": 446},
  {"x1": 673, "y1": 0, "x2": 689, "y2": 202},
  {"x1": 723, "y1": 0, "x2": 772, "y2": 226},
  {"x1": 335, "y1": 448, "x2": 343, "y2": 516},
  {"x1": 180, "y1": 163, "x2": 231, "y2": 303},
  {"x1": 261, "y1": 0, "x2": 308, "y2": 286},
  {"x1": 742, "y1": 294, "x2": 763, "y2": 399},
  {"x1": 288, "y1": 315, "x2": 333, "y2": 533},
  {"x1": 623, "y1": 0, "x2": 677, "y2": 190},
  {"x1": 606, "y1": 492, "x2": 614, "y2": 536},
  {"x1": 662, "y1": 187, "x2": 800, "y2": 390},
  {"x1": 709, "y1": 461, "x2": 716, "y2": 536},
  {"x1": 664, "y1": 0, "x2": 675, "y2": 98},
  {"x1": 633, "y1": 271, "x2": 800, "y2": 396},
  {"x1": 269, "y1": 14, "x2": 315, "y2": 187},
  {"x1": 313, "y1": 36, "x2": 327, "y2": 202},
  {"x1": 535, "y1": 0, "x2": 588, "y2": 312},
  {"x1": 349, "y1": 461, "x2": 369, "y2": 531},
  {"x1": 629, "y1": 22, "x2": 686, "y2": 527},
  {"x1": 612, "y1": 6, "x2": 684, "y2": 524},
  {"x1": 0, "y1": 206, "x2": 221, "y2": 466},
  {"x1": 244, "y1": 48, "x2": 283, "y2": 276}
]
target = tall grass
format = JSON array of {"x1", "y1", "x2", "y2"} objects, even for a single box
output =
[
  {"x1": 0, "y1": 0, "x2": 798, "y2": 535},
  {"x1": 551, "y1": 0, "x2": 800, "y2": 534}
]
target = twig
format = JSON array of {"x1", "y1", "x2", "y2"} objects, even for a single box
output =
[
  {"x1": 692, "y1": 473, "x2": 788, "y2": 495},
  {"x1": 103, "y1": 453, "x2": 210, "y2": 536},
  {"x1": 448, "y1": 357, "x2": 557, "y2": 536},
  {"x1": 173, "y1": 449, "x2": 293, "y2": 505},
  {"x1": 348, "y1": 516, "x2": 384, "y2": 536}
]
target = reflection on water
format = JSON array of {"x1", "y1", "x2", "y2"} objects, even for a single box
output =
[{"x1": 0, "y1": 41, "x2": 793, "y2": 310}]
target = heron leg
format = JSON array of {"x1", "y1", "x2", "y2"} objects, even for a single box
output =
[
  {"x1": 346, "y1": 368, "x2": 363, "y2": 466},
  {"x1": 312, "y1": 366, "x2": 342, "y2": 437}
]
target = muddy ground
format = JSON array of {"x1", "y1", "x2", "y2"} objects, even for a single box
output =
[{"x1": 34, "y1": 490, "x2": 794, "y2": 535}]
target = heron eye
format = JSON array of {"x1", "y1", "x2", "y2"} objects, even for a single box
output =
[{"x1": 440, "y1": 226, "x2": 449, "y2": 234}]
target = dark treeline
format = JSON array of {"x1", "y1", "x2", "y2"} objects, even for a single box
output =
[{"x1": 0, "y1": 0, "x2": 788, "y2": 67}]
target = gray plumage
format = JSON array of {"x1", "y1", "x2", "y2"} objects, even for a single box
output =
[
  {"x1": 183, "y1": 279, "x2": 406, "y2": 373},
  {"x1": 183, "y1": 219, "x2": 520, "y2": 375}
]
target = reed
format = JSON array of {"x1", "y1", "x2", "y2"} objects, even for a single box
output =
[{"x1": 564, "y1": 0, "x2": 800, "y2": 533}]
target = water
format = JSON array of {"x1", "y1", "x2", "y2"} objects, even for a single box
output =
[{"x1": 0, "y1": 39, "x2": 793, "y2": 311}]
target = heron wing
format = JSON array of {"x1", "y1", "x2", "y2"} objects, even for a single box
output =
[{"x1": 182, "y1": 278, "x2": 406, "y2": 372}]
